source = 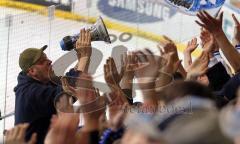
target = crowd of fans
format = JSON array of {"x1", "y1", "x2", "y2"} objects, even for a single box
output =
[{"x1": 4, "y1": 10, "x2": 240, "y2": 144}]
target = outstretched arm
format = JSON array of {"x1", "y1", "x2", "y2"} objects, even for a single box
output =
[
  {"x1": 158, "y1": 36, "x2": 187, "y2": 77},
  {"x1": 232, "y1": 14, "x2": 240, "y2": 46},
  {"x1": 183, "y1": 37, "x2": 198, "y2": 71},
  {"x1": 75, "y1": 29, "x2": 92, "y2": 73},
  {"x1": 196, "y1": 11, "x2": 240, "y2": 73}
]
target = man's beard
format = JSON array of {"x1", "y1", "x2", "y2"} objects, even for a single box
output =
[{"x1": 48, "y1": 68, "x2": 61, "y2": 85}]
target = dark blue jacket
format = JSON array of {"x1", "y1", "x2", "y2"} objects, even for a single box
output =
[
  {"x1": 14, "y1": 69, "x2": 80, "y2": 144},
  {"x1": 215, "y1": 73, "x2": 240, "y2": 101},
  {"x1": 207, "y1": 62, "x2": 230, "y2": 91},
  {"x1": 14, "y1": 72, "x2": 62, "y2": 144}
]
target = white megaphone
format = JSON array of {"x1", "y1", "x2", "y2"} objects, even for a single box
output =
[{"x1": 60, "y1": 16, "x2": 111, "y2": 51}]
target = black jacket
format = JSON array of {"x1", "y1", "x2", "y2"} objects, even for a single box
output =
[
  {"x1": 14, "y1": 72, "x2": 62, "y2": 144},
  {"x1": 207, "y1": 62, "x2": 230, "y2": 91}
]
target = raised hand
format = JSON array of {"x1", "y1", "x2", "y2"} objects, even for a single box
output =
[
  {"x1": 196, "y1": 11, "x2": 224, "y2": 35},
  {"x1": 120, "y1": 52, "x2": 137, "y2": 90},
  {"x1": 104, "y1": 57, "x2": 122, "y2": 91},
  {"x1": 232, "y1": 14, "x2": 240, "y2": 46},
  {"x1": 158, "y1": 36, "x2": 179, "y2": 62},
  {"x1": 61, "y1": 77, "x2": 76, "y2": 96},
  {"x1": 158, "y1": 35, "x2": 187, "y2": 77},
  {"x1": 185, "y1": 37, "x2": 198, "y2": 53},
  {"x1": 122, "y1": 52, "x2": 137, "y2": 76},
  {"x1": 200, "y1": 28, "x2": 219, "y2": 54},
  {"x1": 74, "y1": 74, "x2": 97, "y2": 104},
  {"x1": 134, "y1": 49, "x2": 161, "y2": 81},
  {"x1": 61, "y1": 75, "x2": 106, "y2": 132},
  {"x1": 156, "y1": 53, "x2": 180, "y2": 91},
  {"x1": 162, "y1": 52, "x2": 182, "y2": 74},
  {"x1": 5, "y1": 124, "x2": 37, "y2": 144},
  {"x1": 75, "y1": 29, "x2": 92, "y2": 57},
  {"x1": 61, "y1": 73, "x2": 97, "y2": 105},
  {"x1": 44, "y1": 113, "x2": 79, "y2": 144},
  {"x1": 74, "y1": 29, "x2": 92, "y2": 72},
  {"x1": 187, "y1": 51, "x2": 209, "y2": 79},
  {"x1": 109, "y1": 57, "x2": 123, "y2": 85},
  {"x1": 183, "y1": 38, "x2": 198, "y2": 70}
]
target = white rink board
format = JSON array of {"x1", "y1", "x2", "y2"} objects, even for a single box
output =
[{"x1": 1, "y1": 0, "x2": 240, "y2": 142}]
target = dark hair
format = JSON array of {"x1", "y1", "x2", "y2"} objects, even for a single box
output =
[{"x1": 159, "y1": 80, "x2": 214, "y2": 104}]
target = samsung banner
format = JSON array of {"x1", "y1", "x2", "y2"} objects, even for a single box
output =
[{"x1": 98, "y1": 0, "x2": 177, "y2": 23}]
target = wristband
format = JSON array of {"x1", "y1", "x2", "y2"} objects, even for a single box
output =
[
  {"x1": 99, "y1": 128, "x2": 124, "y2": 144},
  {"x1": 212, "y1": 50, "x2": 220, "y2": 57}
]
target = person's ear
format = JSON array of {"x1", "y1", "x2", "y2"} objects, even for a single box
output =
[
  {"x1": 55, "y1": 102, "x2": 61, "y2": 111},
  {"x1": 27, "y1": 67, "x2": 37, "y2": 76}
]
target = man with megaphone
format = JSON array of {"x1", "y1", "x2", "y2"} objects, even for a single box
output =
[{"x1": 14, "y1": 17, "x2": 111, "y2": 144}]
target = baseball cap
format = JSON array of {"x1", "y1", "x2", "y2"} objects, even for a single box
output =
[{"x1": 19, "y1": 45, "x2": 47, "y2": 72}]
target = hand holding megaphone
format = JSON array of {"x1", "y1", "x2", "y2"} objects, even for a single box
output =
[
  {"x1": 75, "y1": 29, "x2": 92, "y2": 57},
  {"x1": 60, "y1": 16, "x2": 111, "y2": 51}
]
